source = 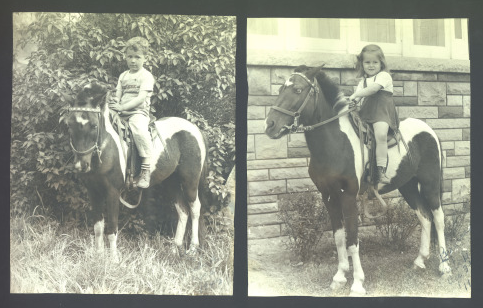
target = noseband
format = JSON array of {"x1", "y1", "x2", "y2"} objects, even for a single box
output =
[
  {"x1": 271, "y1": 73, "x2": 356, "y2": 133},
  {"x1": 68, "y1": 106, "x2": 106, "y2": 163}
]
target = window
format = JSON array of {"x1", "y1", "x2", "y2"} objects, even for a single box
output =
[{"x1": 247, "y1": 18, "x2": 469, "y2": 60}]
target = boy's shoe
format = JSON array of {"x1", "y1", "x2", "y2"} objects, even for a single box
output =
[
  {"x1": 377, "y1": 166, "x2": 391, "y2": 185},
  {"x1": 137, "y1": 168, "x2": 151, "y2": 189}
]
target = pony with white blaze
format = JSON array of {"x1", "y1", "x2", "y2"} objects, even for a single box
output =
[
  {"x1": 66, "y1": 82, "x2": 207, "y2": 260},
  {"x1": 264, "y1": 65, "x2": 451, "y2": 295}
]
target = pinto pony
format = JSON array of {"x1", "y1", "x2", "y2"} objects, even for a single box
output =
[
  {"x1": 66, "y1": 82, "x2": 207, "y2": 260},
  {"x1": 264, "y1": 66, "x2": 451, "y2": 295}
]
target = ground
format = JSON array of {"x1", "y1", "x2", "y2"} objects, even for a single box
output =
[{"x1": 248, "y1": 220, "x2": 471, "y2": 297}]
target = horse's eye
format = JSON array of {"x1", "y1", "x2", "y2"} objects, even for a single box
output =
[{"x1": 295, "y1": 88, "x2": 302, "y2": 94}]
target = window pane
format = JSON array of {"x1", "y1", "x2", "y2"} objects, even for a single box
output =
[
  {"x1": 454, "y1": 18, "x2": 462, "y2": 39},
  {"x1": 247, "y1": 19, "x2": 278, "y2": 36},
  {"x1": 413, "y1": 19, "x2": 445, "y2": 47},
  {"x1": 300, "y1": 18, "x2": 340, "y2": 39},
  {"x1": 360, "y1": 19, "x2": 396, "y2": 43}
]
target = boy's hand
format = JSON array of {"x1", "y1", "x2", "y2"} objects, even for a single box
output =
[{"x1": 109, "y1": 102, "x2": 123, "y2": 113}]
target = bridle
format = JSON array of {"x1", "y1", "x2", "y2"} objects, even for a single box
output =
[
  {"x1": 68, "y1": 99, "x2": 107, "y2": 163},
  {"x1": 271, "y1": 73, "x2": 356, "y2": 133}
]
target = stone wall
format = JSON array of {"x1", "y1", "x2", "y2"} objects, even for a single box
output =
[{"x1": 247, "y1": 65, "x2": 471, "y2": 240}]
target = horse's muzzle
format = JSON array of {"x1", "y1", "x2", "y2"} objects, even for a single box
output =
[{"x1": 74, "y1": 156, "x2": 92, "y2": 173}]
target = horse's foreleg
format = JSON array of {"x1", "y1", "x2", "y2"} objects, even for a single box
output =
[
  {"x1": 186, "y1": 194, "x2": 201, "y2": 255},
  {"x1": 432, "y1": 207, "x2": 452, "y2": 275},
  {"x1": 87, "y1": 189, "x2": 105, "y2": 253},
  {"x1": 105, "y1": 186, "x2": 120, "y2": 262},
  {"x1": 341, "y1": 193, "x2": 366, "y2": 296}
]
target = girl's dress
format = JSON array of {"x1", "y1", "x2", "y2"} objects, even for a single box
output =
[{"x1": 357, "y1": 71, "x2": 399, "y2": 133}]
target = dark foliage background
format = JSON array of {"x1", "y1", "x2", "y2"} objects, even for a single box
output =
[{"x1": 10, "y1": 13, "x2": 236, "y2": 233}]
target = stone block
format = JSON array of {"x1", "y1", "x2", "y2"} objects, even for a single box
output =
[
  {"x1": 270, "y1": 167, "x2": 310, "y2": 180},
  {"x1": 398, "y1": 106, "x2": 438, "y2": 119},
  {"x1": 455, "y1": 141, "x2": 470, "y2": 156},
  {"x1": 442, "y1": 167, "x2": 466, "y2": 180},
  {"x1": 255, "y1": 134, "x2": 287, "y2": 159},
  {"x1": 288, "y1": 147, "x2": 311, "y2": 158},
  {"x1": 426, "y1": 118, "x2": 470, "y2": 129},
  {"x1": 247, "y1": 134, "x2": 255, "y2": 153},
  {"x1": 462, "y1": 129, "x2": 470, "y2": 141},
  {"x1": 248, "y1": 106, "x2": 266, "y2": 120},
  {"x1": 441, "y1": 141, "x2": 454, "y2": 150},
  {"x1": 248, "y1": 119, "x2": 268, "y2": 134},
  {"x1": 447, "y1": 95, "x2": 463, "y2": 106},
  {"x1": 271, "y1": 84, "x2": 283, "y2": 96},
  {"x1": 463, "y1": 95, "x2": 470, "y2": 117},
  {"x1": 247, "y1": 158, "x2": 308, "y2": 170},
  {"x1": 248, "y1": 180, "x2": 286, "y2": 196},
  {"x1": 438, "y1": 106, "x2": 463, "y2": 118},
  {"x1": 287, "y1": 133, "x2": 307, "y2": 148},
  {"x1": 248, "y1": 195, "x2": 278, "y2": 204},
  {"x1": 403, "y1": 81, "x2": 418, "y2": 96},
  {"x1": 287, "y1": 178, "x2": 317, "y2": 192},
  {"x1": 442, "y1": 192, "x2": 452, "y2": 205},
  {"x1": 248, "y1": 212, "x2": 282, "y2": 226},
  {"x1": 247, "y1": 169, "x2": 269, "y2": 181},
  {"x1": 434, "y1": 129, "x2": 462, "y2": 141},
  {"x1": 418, "y1": 82, "x2": 446, "y2": 106},
  {"x1": 394, "y1": 96, "x2": 418, "y2": 106},
  {"x1": 341, "y1": 70, "x2": 359, "y2": 86},
  {"x1": 465, "y1": 166, "x2": 470, "y2": 177},
  {"x1": 248, "y1": 95, "x2": 277, "y2": 106},
  {"x1": 452, "y1": 178, "x2": 470, "y2": 203},
  {"x1": 247, "y1": 152, "x2": 256, "y2": 161},
  {"x1": 393, "y1": 81, "x2": 403, "y2": 87},
  {"x1": 446, "y1": 156, "x2": 470, "y2": 167},
  {"x1": 247, "y1": 202, "x2": 278, "y2": 214},
  {"x1": 248, "y1": 67, "x2": 271, "y2": 95},
  {"x1": 392, "y1": 72, "x2": 437, "y2": 81},
  {"x1": 437, "y1": 73, "x2": 470, "y2": 82},
  {"x1": 447, "y1": 82, "x2": 470, "y2": 95},
  {"x1": 323, "y1": 69, "x2": 341, "y2": 85},
  {"x1": 443, "y1": 180, "x2": 452, "y2": 193},
  {"x1": 271, "y1": 67, "x2": 294, "y2": 85},
  {"x1": 393, "y1": 86, "x2": 404, "y2": 97},
  {"x1": 446, "y1": 149, "x2": 455, "y2": 156},
  {"x1": 248, "y1": 225, "x2": 280, "y2": 239}
]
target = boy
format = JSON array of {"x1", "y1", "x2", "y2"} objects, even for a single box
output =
[{"x1": 109, "y1": 37, "x2": 155, "y2": 188}]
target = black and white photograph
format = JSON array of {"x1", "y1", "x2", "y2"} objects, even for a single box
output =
[
  {"x1": 10, "y1": 12, "x2": 236, "y2": 295},
  {"x1": 247, "y1": 18, "x2": 471, "y2": 297}
]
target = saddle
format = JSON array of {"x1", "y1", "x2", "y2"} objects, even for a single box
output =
[
  {"x1": 348, "y1": 110, "x2": 402, "y2": 191},
  {"x1": 109, "y1": 110, "x2": 158, "y2": 188}
]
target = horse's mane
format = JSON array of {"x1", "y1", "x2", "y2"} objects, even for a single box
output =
[
  {"x1": 75, "y1": 82, "x2": 108, "y2": 107},
  {"x1": 294, "y1": 65, "x2": 341, "y2": 109}
]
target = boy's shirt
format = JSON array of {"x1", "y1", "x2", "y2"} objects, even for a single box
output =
[{"x1": 116, "y1": 67, "x2": 155, "y2": 116}]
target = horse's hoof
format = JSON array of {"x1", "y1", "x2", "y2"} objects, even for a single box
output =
[
  {"x1": 330, "y1": 279, "x2": 347, "y2": 291},
  {"x1": 439, "y1": 263, "x2": 452, "y2": 276},
  {"x1": 413, "y1": 258, "x2": 426, "y2": 269},
  {"x1": 171, "y1": 244, "x2": 183, "y2": 257},
  {"x1": 186, "y1": 245, "x2": 199, "y2": 257},
  {"x1": 349, "y1": 286, "x2": 367, "y2": 297},
  {"x1": 110, "y1": 252, "x2": 120, "y2": 263}
]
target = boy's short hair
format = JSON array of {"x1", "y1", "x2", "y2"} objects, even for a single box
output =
[{"x1": 125, "y1": 37, "x2": 150, "y2": 55}]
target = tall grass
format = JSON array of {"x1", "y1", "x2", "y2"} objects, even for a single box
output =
[{"x1": 10, "y1": 214, "x2": 233, "y2": 295}]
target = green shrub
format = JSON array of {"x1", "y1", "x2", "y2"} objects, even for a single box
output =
[
  {"x1": 278, "y1": 192, "x2": 330, "y2": 262},
  {"x1": 445, "y1": 206, "x2": 469, "y2": 241},
  {"x1": 11, "y1": 13, "x2": 235, "y2": 228},
  {"x1": 374, "y1": 201, "x2": 419, "y2": 250}
]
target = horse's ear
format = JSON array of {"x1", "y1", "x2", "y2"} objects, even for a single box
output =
[{"x1": 294, "y1": 65, "x2": 311, "y2": 73}]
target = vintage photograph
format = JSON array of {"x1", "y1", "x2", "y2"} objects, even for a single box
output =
[
  {"x1": 247, "y1": 18, "x2": 470, "y2": 297},
  {"x1": 11, "y1": 12, "x2": 236, "y2": 295}
]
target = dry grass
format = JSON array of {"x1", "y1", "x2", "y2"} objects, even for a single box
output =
[{"x1": 10, "y1": 214, "x2": 233, "y2": 295}]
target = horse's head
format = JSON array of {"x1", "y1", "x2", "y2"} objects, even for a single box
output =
[
  {"x1": 265, "y1": 65, "x2": 324, "y2": 139},
  {"x1": 66, "y1": 82, "x2": 108, "y2": 172}
]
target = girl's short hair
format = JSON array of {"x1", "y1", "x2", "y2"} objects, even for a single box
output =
[
  {"x1": 355, "y1": 44, "x2": 389, "y2": 78},
  {"x1": 125, "y1": 37, "x2": 150, "y2": 55}
]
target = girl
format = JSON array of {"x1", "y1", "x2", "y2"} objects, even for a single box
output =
[{"x1": 349, "y1": 44, "x2": 399, "y2": 185}]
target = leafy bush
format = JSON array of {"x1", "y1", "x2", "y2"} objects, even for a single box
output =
[
  {"x1": 11, "y1": 13, "x2": 236, "y2": 227},
  {"x1": 278, "y1": 192, "x2": 330, "y2": 262},
  {"x1": 445, "y1": 207, "x2": 469, "y2": 241},
  {"x1": 374, "y1": 201, "x2": 419, "y2": 250}
]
